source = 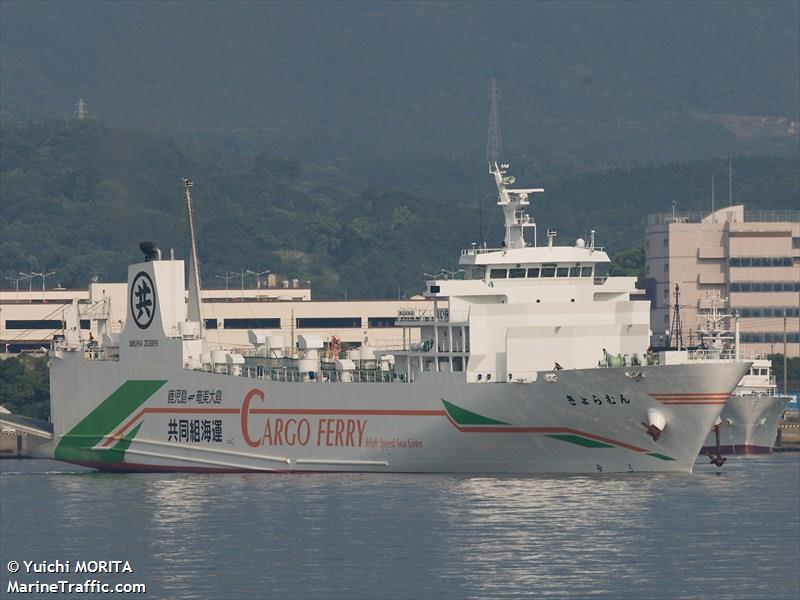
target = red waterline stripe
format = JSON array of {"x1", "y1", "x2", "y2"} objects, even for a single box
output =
[
  {"x1": 443, "y1": 413, "x2": 649, "y2": 453},
  {"x1": 650, "y1": 393, "x2": 730, "y2": 399},
  {"x1": 658, "y1": 401, "x2": 727, "y2": 405},
  {"x1": 250, "y1": 408, "x2": 447, "y2": 416}
]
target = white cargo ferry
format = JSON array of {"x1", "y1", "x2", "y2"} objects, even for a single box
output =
[{"x1": 49, "y1": 166, "x2": 749, "y2": 473}]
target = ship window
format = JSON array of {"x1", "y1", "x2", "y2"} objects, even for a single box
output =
[
  {"x1": 204, "y1": 318, "x2": 218, "y2": 330},
  {"x1": 569, "y1": 266, "x2": 581, "y2": 277},
  {"x1": 541, "y1": 265, "x2": 556, "y2": 278},
  {"x1": 490, "y1": 269, "x2": 508, "y2": 279},
  {"x1": 556, "y1": 267, "x2": 569, "y2": 277},
  {"x1": 509, "y1": 268, "x2": 526, "y2": 278},
  {"x1": 581, "y1": 267, "x2": 593, "y2": 277},
  {"x1": 470, "y1": 267, "x2": 486, "y2": 280},
  {"x1": 527, "y1": 267, "x2": 540, "y2": 278}
]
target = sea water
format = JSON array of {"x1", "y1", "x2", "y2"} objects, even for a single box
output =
[{"x1": 1, "y1": 456, "x2": 798, "y2": 599}]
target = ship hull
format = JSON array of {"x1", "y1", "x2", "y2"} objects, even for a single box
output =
[
  {"x1": 49, "y1": 355, "x2": 749, "y2": 474},
  {"x1": 701, "y1": 394, "x2": 790, "y2": 455}
]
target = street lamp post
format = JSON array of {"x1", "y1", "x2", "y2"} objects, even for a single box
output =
[
  {"x1": 214, "y1": 272, "x2": 238, "y2": 301},
  {"x1": 5, "y1": 275, "x2": 26, "y2": 303},
  {"x1": 246, "y1": 269, "x2": 270, "y2": 290},
  {"x1": 32, "y1": 271, "x2": 55, "y2": 301},
  {"x1": 19, "y1": 272, "x2": 34, "y2": 302}
]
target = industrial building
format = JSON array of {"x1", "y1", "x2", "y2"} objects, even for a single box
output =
[
  {"x1": 0, "y1": 282, "x2": 431, "y2": 355},
  {"x1": 645, "y1": 205, "x2": 800, "y2": 356}
]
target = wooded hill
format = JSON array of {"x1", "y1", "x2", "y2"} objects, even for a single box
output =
[{"x1": 2, "y1": 119, "x2": 798, "y2": 298}]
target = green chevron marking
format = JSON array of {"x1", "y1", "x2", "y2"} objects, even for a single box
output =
[
  {"x1": 441, "y1": 399, "x2": 509, "y2": 426},
  {"x1": 545, "y1": 434, "x2": 615, "y2": 448},
  {"x1": 646, "y1": 452, "x2": 676, "y2": 461},
  {"x1": 55, "y1": 380, "x2": 166, "y2": 464}
]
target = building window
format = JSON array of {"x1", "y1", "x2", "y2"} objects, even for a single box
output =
[
  {"x1": 489, "y1": 269, "x2": 508, "y2": 279},
  {"x1": 663, "y1": 238, "x2": 669, "y2": 248},
  {"x1": 793, "y1": 237, "x2": 800, "y2": 249},
  {"x1": 646, "y1": 265, "x2": 650, "y2": 275},
  {"x1": 646, "y1": 240, "x2": 650, "y2": 250},
  {"x1": 731, "y1": 281, "x2": 800, "y2": 292},
  {"x1": 223, "y1": 318, "x2": 281, "y2": 329},
  {"x1": 296, "y1": 317, "x2": 361, "y2": 329},
  {"x1": 204, "y1": 318, "x2": 218, "y2": 330},
  {"x1": 5, "y1": 319, "x2": 63, "y2": 330},
  {"x1": 80, "y1": 319, "x2": 90, "y2": 330},
  {"x1": 367, "y1": 317, "x2": 398, "y2": 328},
  {"x1": 730, "y1": 256, "x2": 793, "y2": 267},
  {"x1": 740, "y1": 332, "x2": 800, "y2": 344},
  {"x1": 663, "y1": 264, "x2": 668, "y2": 273},
  {"x1": 738, "y1": 307, "x2": 800, "y2": 318}
]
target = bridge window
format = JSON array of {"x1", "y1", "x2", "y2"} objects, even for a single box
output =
[
  {"x1": 541, "y1": 265, "x2": 556, "y2": 278},
  {"x1": 556, "y1": 267, "x2": 569, "y2": 277},
  {"x1": 581, "y1": 267, "x2": 593, "y2": 277},
  {"x1": 509, "y1": 268, "x2": 526, "y2": 278},
  {"x1": 204, "y1": 318, "x2": 218, "y2": 329},
  {"x1": 527, "y1": 267, "x2": 540, "y2": 278},
  {"x1": 490, "y1": 269, "x2": 508, "y2": 279}
]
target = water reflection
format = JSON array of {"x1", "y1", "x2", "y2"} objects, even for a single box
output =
[{"x1": 1, "y1": 459, "x2": 797, "y2": 600}]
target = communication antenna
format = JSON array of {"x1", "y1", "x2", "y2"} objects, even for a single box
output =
[
  {"x1": 183, "y1": 178, "x2": 204, "y2": 333},
  {"x1": 76, "y1": 98, "x2": 88, "y2": 120},
  {"x1": 487, "y1": 78, "x2": 502, "y2": 169},
  {"x1": 728, "y1": 158, "x2": 733, "y2": 207},
  {"x1": 668, "y1": 283, "x2": 684, "y2": 350},
  {"x1": 710, "y1": 173, "x2": 715, "y2": 217}
]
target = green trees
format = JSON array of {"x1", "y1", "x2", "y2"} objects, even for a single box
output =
[
  {"x1": 1, "y1": 119, "x2": 798, "y2": 299},
  {"x1": 0, "y1": 355, "x2": 50, "y2": 419}
]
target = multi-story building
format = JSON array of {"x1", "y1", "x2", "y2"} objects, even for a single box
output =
[
  {"x1": 645, "y1": 205, "x2": 800, "y2": 356},
  {"x1": 0, "y1": 282, "x2": 431, "y2": 355}
]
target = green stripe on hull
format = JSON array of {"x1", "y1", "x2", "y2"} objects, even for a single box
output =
[
  {"x1": 55, "y1": 380, "x2": 166, "y2": 463},
  {"x1": 546, "y1": 434, "x2": 615, "y2": 448},
  {"x1": 647, "y1": 452, "x2": 676, "y2": 461},
  {"x1": 441, "y1": 399, "x2": 509, "y2": 425}
]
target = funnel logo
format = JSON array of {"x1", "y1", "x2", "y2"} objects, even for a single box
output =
[{"x1": 131, "y1": 271, "x2": 156, "y2": 329}]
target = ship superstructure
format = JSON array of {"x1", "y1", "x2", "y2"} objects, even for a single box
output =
[{"x1": 48, "y1": 169, "x2": 750, "y2": 474}]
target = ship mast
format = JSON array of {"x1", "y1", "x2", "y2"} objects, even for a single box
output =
[
  {"x1": 183, "y1": 178, "x2": 204, "y2": 334},
  {"x1": 486, "y1": 80, "x2": 543, "y2": 249}
]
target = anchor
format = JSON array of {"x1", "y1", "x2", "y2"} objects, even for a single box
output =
[{"x1": 706, "y1": 419, "x2": 727, "y2": 467}]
